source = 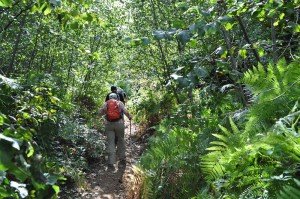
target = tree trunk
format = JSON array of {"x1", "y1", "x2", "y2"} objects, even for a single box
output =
[{"x1": 6, "y1": 14, "x2": 26, "y2": 76}]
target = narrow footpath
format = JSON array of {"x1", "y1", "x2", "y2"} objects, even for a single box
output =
[{"x1": 60, "y1": 121, "x2": 146, "y2": 199}]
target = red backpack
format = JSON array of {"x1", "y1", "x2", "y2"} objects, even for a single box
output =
[{"x1": 106, "y1": 99, "x2": 122, "y2": 121}]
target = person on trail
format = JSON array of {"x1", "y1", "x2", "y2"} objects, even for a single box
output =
[
  {"x1": 99, "y1": 93, "x2": 132, "y2": 171},
  {"x1": 105, "y1": 85, "x2": 126, "y2": 105},
  {"x1": 105, "y1": 85, "x2": 127, "y2": 146}
]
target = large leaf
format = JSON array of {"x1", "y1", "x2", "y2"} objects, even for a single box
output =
[
  {"x1": 153, "y1": 30, "x2": 166, "y2": 40},
  {"x1": 10, "y1": 181, "x2": 28, "y2": 198},
  {"x1": 194, "y1": 67, "x2": 208, "y2": 78},
  {"x1": 0, "y1": 114, "x2": 4, "y2": 126},
  {"x1": 0, "y1": 0, "x2": 13, "y2": 7},
  {"x1": 0, "y1": 142, "x2": 13, "y2": 170},
  {"x1": 0, "y1": 171, "x2": 6, "y2": 184},
  {"x1": 0, "y1": 134, "x2": 20, "y2": 150},
  {"x1": 176, "y1": 30, "x2": 191, "y2": 44},
  {"x1": 0, "y1": 75, "x2": 20, "y2": 89}
]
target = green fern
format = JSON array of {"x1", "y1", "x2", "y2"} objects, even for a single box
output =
[
  {"x1": 278, "y1": 179, "x2": 300, "y2": 199},
  {"x1": 201, "y1": 118, "x2": 243, "y2": 182},
  {"x1": 243, "y1": 58, "x2": 300, "y2": 136}
]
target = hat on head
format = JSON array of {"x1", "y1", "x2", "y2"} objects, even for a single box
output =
[
  {"x1": 111, "y1": 85, "x2": 117, "y2": 91},
  {"x1": 109, "y1": 93, "x2": 118, "y2": 100}
]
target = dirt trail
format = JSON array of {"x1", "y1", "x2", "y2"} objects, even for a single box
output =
[{"x1": 61, "y1": 121, "x2": 145, "y2": 199}]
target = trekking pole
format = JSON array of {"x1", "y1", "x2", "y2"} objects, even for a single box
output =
[{"x1": 129, "y1": 119, "x2": 132, "y2": 164}]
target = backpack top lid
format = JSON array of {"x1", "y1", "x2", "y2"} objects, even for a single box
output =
[{"x1": 109, "y1": 93, "x2": 118, "y2": 100}]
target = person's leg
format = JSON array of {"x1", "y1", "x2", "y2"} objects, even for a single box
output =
[
  {"x1": 115, "y1": 135, "x2": 118, "y2": 145},
  {"x1": 115, "y1": 122, "x2": 125, "y2": 162},
  {"x1": 106, "y1": 122, "x2": 116, "y2": 166}
]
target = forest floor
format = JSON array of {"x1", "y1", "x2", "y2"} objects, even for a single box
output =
[{"x1": 60, "y1": 121, "x2": 146, "y2": 199}]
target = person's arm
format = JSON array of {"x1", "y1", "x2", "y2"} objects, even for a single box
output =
[
  {"x1": 105, "y1": 94, "x2": 110, "y2": 102},
  {"x1": 99, "y1": 103, "x2": 107, "y2": 117},
  {"x1": 119, "y1": 102, "x2": 132, "y2": 120},
  {"x1": 118, "y1": 93, "x2": 125, "y2": 104}
]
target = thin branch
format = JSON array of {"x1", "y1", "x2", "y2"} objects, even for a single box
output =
[
  {"x1": 236, "y1": 16, "x2": 264, "y2": 70},
  {"x1": 279, "y1": 9, "x2": 299, "y2": 58},
  {"x1": 0, "y1": 4, "x2": 32, "y2": 34}
]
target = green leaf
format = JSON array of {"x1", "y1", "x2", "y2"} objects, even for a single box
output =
[
  {"x1": 206, "y1": 146, "x2": 225, "y2": 151},
  {"x1": 26, "y1": 142, "x2": 34, "y2": 157},
  {"x1": 170, "y1": 73, "x2": 183, "y2": 80},
  {"x1": 257, "y1": 9, "x2": 266, "y2": 21},
  {"x1": 212, "y1": 133, "x2": 228, "y2": 143},
  {"x1": 0, "y1": 143, "x2": 14, "y2": 170},
  {"x1": 258, "y1": 47, "x2": 265, "y2": 57},
  {"x1": 177, "y1": 30, "x2": 190, "y2": 44},
  {"x1": 11, "y1": 166, "x2": 30, "y2": 182},
  {"x1": 204, "y1": 22, "x2": 217, "y2": 35},
  {"x1": 43, "y1": 6, "x2": 52, "y2": 15},
  {"x1": 0, "y1": 114, "x2": 4, "y2": 126},
  {"x1": 91, "y1": 52, "x2": 100, "y2": 61},
  {"x1": 10, "y1": 181, "x2": 28, "y2": 198},
  {"x1": 0, "y1": 0, "x2": 13, "y2": 7},
  {"x1": 39, "y1": 2, "x2": 48, "y2": 13},
  {"x1": 52, "y1": 185, "x2": 60, "y2": 194},
  {"x1": 172, "y1": 19, "x2": 185, "y2": 29},
  {"x1": 273, "y1": 20, "x2": 279, "y2": 26},
  {"x1": 123, "y1": 37, "x2": 131, "y2": 43},
  {"x1": 239, "y1": 49, "x2": 247, "y2": 59},
  {"x1": 153, "y1": 30, "x2": 166, "y2": 40},
  {"x1": 22, "y1": 112, "x2": 31, "y2": 119},
  {"x1": 141, "y1": 37, "x2": 150, "y2": 45},
  {"x1": 294, "y1": 24, "x2": 300, "y2": 33},
  {"x1": 184, "y1": 6, "x2": 199, "y2": 15},
  {"x1": 0, "y1": 74, "x2": 19, "y2": 89},
  {"x1": 218, "y1": 125, "x2": 232, "y2": 137},
  {"x1": 279, "y1": 13, "x2": 285, "y2": 20},
  {"x1": 229, "y1": 118, "x2": 240, "y2": 134},
  {"x1": 194, "y1": 67, "x2": 208, "y2": 78},
  {"x1": 44, "y1": 173, "x2": 58, "y2": 185},
  {"x1": 0, "y1": 187, "x2": 11, "y2": 197},
  {"x1": 224, "y1": 22, "x2": 234, "y2": 31},
  {"x1": 175, "y1": 2, "x2": 188, "y2": 10},
  {"x1": 187, "y1": 39, "x2": 197, "y2": 48},
  {"x1": 210, "y1": 141, "x2": 228, "y2": 147},
  {"x1": 69, "y1": 21, "x2": 79, "y2": 29},
  {"x1": 0, "y1": 171, "x2": 6, "y2": 184},
  {"x1": 0, "y1": 134, "x2": 20, "y2": 150},
  {"x1": 82, "y1": 13, "x2": 94, "y2": 22}
]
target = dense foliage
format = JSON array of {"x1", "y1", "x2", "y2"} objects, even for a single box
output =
[
  {"x1": 1, "y1": 0, "x2": 299, "y2": 198},
  {"x1": 125, "y1": 0, "x2": 300, "y2": 198}
]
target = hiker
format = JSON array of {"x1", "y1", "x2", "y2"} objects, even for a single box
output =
[
  {"x1": 105, "y1": 85, "x2": 127, "y2": 145},
  {"x1": 99, "y1": 93, "x2": 132, "y2": 171},
  {"x1": 105, "y1": 85, "x2": 126, "y2": 105}
]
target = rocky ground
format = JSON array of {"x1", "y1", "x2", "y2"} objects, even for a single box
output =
[{"x1": 59, "y1": 121, "x2": 146, "y2": 199}]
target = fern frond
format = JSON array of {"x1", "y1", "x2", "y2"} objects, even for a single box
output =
[
  {"x1": 210, "y1": 141, "x2": 228, "y2": 147},
  {"x1": 212, "y1": 133, "x2": 228, "y2": 143},
  {"x1": 201, "y1": 151, "x2": 225, "y2": 181},
  {"x1": 278, "y1": 179, "x2": 300, "y2": 199},
  {"x1": 218, "y1": 124, "x2": 232, "y2": 137},
  {"x1": 243, "y1": 58, "x2": 300, "y2": 136},
  {"x1": 229, "y1": 117, "x2": 240, "y2": 135},
  {"x1": 206, "y1": 146, "x2": 225, "y2": 151}
]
